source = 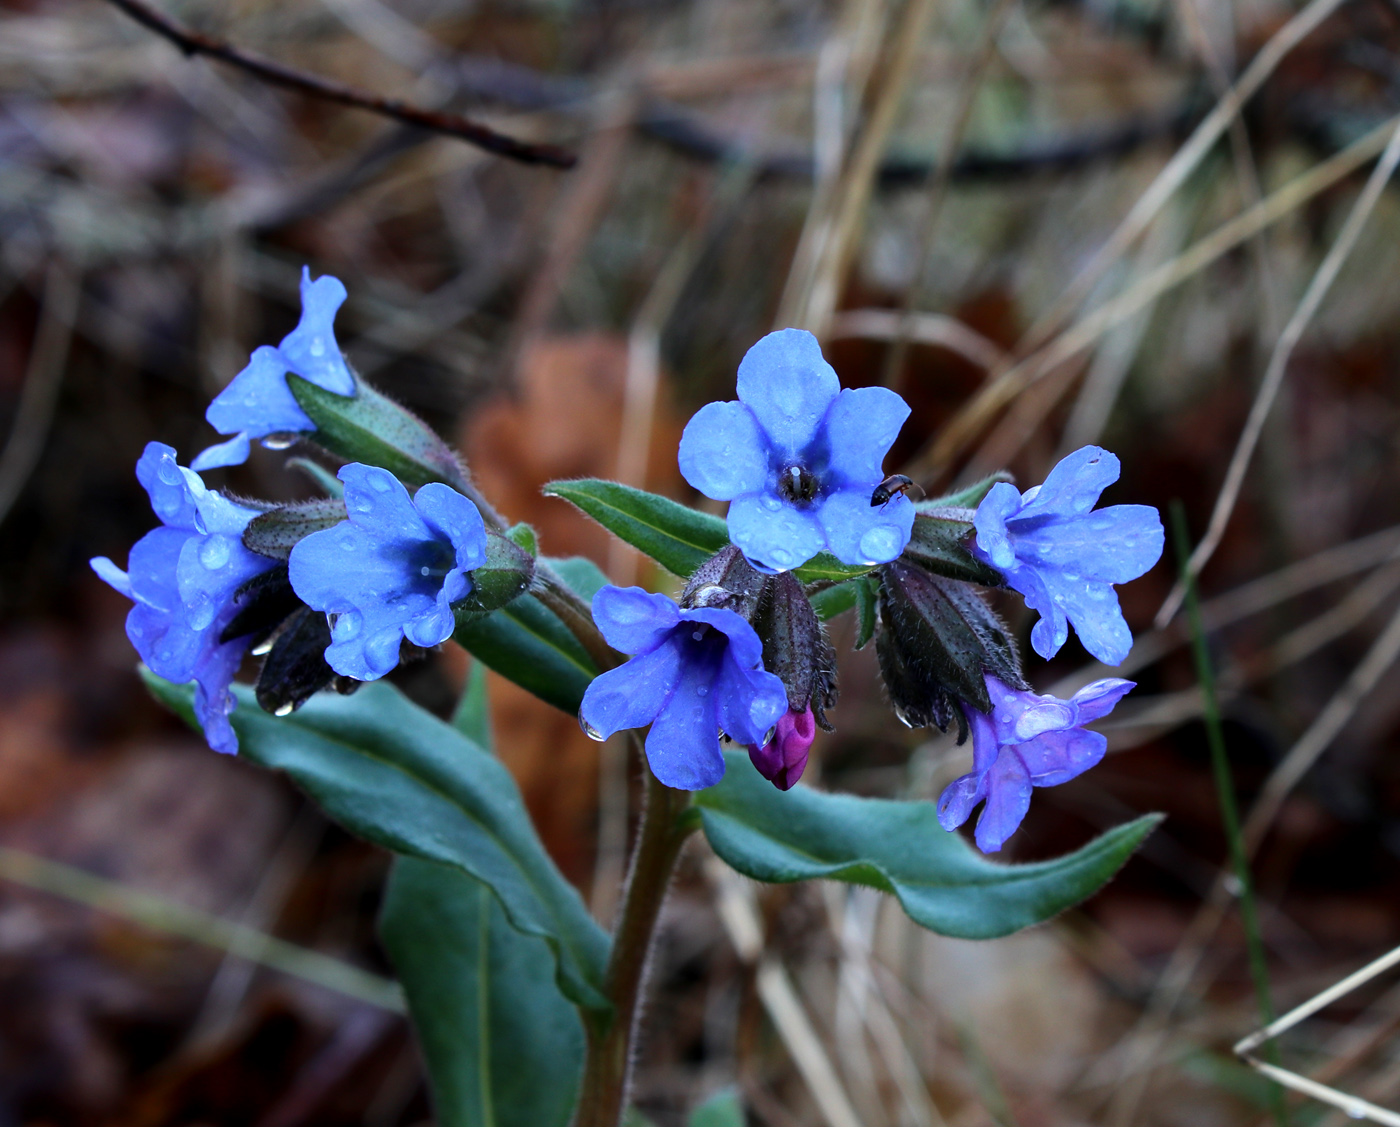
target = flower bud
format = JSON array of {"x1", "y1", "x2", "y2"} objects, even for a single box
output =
[
  {"x1": 875, "y1": 558, "x2": 1025, "y2": 737},
  {"x1": 748, "y1": 706, "x2": 816, "y2": 790},
  {"x1": 451, "y1": 531, "x2": 537, "y2": 617}
]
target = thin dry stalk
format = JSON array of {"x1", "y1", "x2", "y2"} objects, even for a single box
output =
[
  {"x1": 829, "y1": 308, "x2": 1006, "y2": 371},
  {"x1": 1156, "y1": 114, "x2": 1400, "y2": 627}
]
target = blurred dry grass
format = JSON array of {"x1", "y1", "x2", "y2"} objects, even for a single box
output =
[{"x1": 5, "y1": 0, "x2": 1400, "y2": 1123}]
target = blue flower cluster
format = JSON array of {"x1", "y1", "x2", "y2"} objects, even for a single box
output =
[
  {"x1": 192, "y1": 268, "x2": 355, "y2": 471},
  {"x1": 91, "y1": 443, "x2": 278, "y2": 753}
]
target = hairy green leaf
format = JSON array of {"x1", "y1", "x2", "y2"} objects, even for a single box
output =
[
  {"x1": 143, "y1": 673, "x2": 610, "y2": 1011},
  {"x1": 695, "y1": 752, "x2": 1159, "y2": 939}
]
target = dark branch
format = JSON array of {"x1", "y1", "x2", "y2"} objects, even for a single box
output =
[{"x1": 103, "y1": 0, "x2": 577, "y2": 168}]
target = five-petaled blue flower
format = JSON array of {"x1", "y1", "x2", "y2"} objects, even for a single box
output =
[
  {"x1": 90, "y1": 442, "x2": 278, "y2": 754},
  {"x1": 972, "y1": 445, "x2": 1163, "y2": 667},
  {"x1": 579, "y1": 586, "x2": 789, "y2": 790},
  {"x1": 678, "y1": 329, "x2": 915, "y2": 573},
  {"x1": 288, "y1": 464, "x2": 487, "y2": 682},
  {"x1": 192, "y1": 268, "x2": 355, "y2": 471},
  {"x1": 937, "y1": 674, "x2": 1134, "y2": 852}
]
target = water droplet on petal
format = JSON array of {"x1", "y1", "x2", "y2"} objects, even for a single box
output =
[
  {"x1": 692, "y1": 629, "x2": 705, "y2": 641},
  {"x1": 352, "y1": 496, "x2": 374, "y2": 514},
  {"x1": 336, "y1": 610, "x2": 363, "y2": 640},
  {"x1": 369, "y1": 472, "x2": 393, "y2": 493},
  {"x1": 199, "y1": 536, "x2": 231, "y2": 570},
  {"x1": 761, "y1": 496, "x2": 782, "y2": 512},
  {"x1": 770, "y1": 547, "x2": 792, "y2": 568},
  {"x1": 696, "y1": 685, "x2": 709, "y2": 697},
  {"x1": 420, "y1": 566, "x2": 431, "y2": 577},
  {"x1": 579, "y1": 716, "x2": 605, "y2": 741},
  {"x1": 858, "y1": 525, "x2": 903, "y2": 564},
  {"x1": 274, "y1": 702, "x2": 295, "y2": 716},
  {"x1": 310, "y1": 337, "x2": 326, "y2": 357},
  {"x1": 157, "y1": 461, "x2": 181, "y2": 485},
  {"x1": 262, "y1": 434, "x2": 296, "y2": 451},
  {"x1": 340, "y1": 534, "x2": 356, "y2": 551}
]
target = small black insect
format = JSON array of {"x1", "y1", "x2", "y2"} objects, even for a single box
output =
[{"x1": 870, "y1": 474, "x2": 921, "y2": 508}]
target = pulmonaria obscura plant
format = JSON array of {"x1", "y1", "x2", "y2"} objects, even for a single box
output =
[{"x1": 92, "y1": 270, "x2": 1166, "y2": 1127}]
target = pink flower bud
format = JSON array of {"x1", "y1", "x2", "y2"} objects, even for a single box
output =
[{"x1": 747, "y1": 706, "x2": 816, "y2": 791}]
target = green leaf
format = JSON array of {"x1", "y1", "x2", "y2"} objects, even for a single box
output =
[
  {"x1": 380, "y1": 857, "x2": 584, "y2": 1127},
  {"x1": 918, "y1": 472, "x2": 1013, "y2": 513},
  {"x1": 544, "y1": 479, "x2": 727, "y2": 577},
  {"x1": 694, "y1": 752, "x2": 1160, "y2": 940},
  {"x1": 286, "y1": 456, "x2": 345, "y2": 498},
  {"x1": 290, "y1": 374, "x2": 470, "y2": 492},
  {"x1": 453, "y1": 556, "x2": 606, "y2": 716},
  {"x1": 809, "y1": 579, "x2": 859, "y2": 620},
  {"x1": 452, "y1": 661, "x2": 493, "y2": 752},
  {"x1": 689, "y1": 1089, "x2": 744, "y2": 1127},
  {"x1": 543, "y1": 479, "x2": 873, "y2": 583},
  {"x1": 854, "y1": 574, "x2": 878, "y2": 649},
  {"x1": 143, "y1": 672, "x2": 611, "y2": 1011}
]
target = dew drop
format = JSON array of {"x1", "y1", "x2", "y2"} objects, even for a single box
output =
[
  {"x1": 352, "y1": 496, "x2": 374, "y2": 514},
  {"x1": 340, "y1": 534, "x2": 356, "y2": 551},
  {"x1": 893, "y1": 707, "x2": 917, "y2": 729},
  {"x1": 858, "y1": 525, "x2": 903, "y2": 564},
  {"x1": 579, "y1": 716, "x2": 605, "y2": 741},
  {"x1": 420, "y1": 566, "x2": 431, "y2": 577},
  {"x1": 692, "y1": 629, "x2": 705, "y2": 641},
  {"x1": 690, "y1": 584, "x2": 726, "y2": 606},
  {"x1": 761, "y1": 725, "x2": 777, "y2": 746},
  {"x1": 336, "y1": 610, "x2": 363, "y2": 640},
  {"x1": 261, "y1": 434, "x2": 295, "y2": 451},
  {"x1": 310, "y1": 337, "x2": 326, "y2": 357},
  {"x1": 696, "y1": 685, "x2": 709, "y2": 697},
  {"x1": 157, "y1": 461, "x2": 181, "y2": 485},
  {"x1": 274, "y1": 702, "x2": 296, "y2": 716},
  {"x1": 131, "y1": 625, "x2": 145, "y2": 638},
  {"x1": 1345, "y1": 1102, "x2": 1367, "y2": 1120},
  {"x1": 251, "y1": 638, "x2": 274, "y2": 656},
  {"x1": 762, "y1": 496, "x2": 782, "y2": 512},
  {"x1": 187, "y1": 596, "x2": 215, "y2": 631},
  {"x1": 199, "y1": 537, "x2": 231, "y2": 570},
  {"x1": 770, "y1": 547, "x2": 792, "y2": 568},
  {"x1": 369, "y1": 472, "x2": 393, "y2": 493}
]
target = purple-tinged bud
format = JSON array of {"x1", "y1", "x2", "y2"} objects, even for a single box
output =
[{"x1": 747, "y1": 706, "x2": 816, "y2": 790}]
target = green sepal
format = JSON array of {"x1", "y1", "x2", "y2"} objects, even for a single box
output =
[
  {"x1": 903, "y1": 513, "x2": 1004, "y2": 587},
  {"x1": 241, "y1": 498, "x2": 347, "y2": 561},
  {"x1": 453, "y1": 533, "x2": 536, "y2": 617},
  {"x1": 380, "y1": 858, "x2": 584, "y2": 1127},
  {"x1": 543, "y1": 478, "x2": 874, "y2": 582},
  {"x1": 854, "y1": 573, "x2": 878, "y2": 650},
  {"x1": 142, "y1": 672, "x2": 611, "y2": 1013},
  {"x1": 809, "y1": 579, "x2": 858, "y2": 620},
  {"x1": 453, "y1": 557, "x2": 606, "y2": 716},
  {"x1": 289, "y1": 373, "x2": 471, "y2": 492},
  {"x1": 506, "y1": 523, "x2": 539, "y2": 555},
  {"x1": 696, "y1": 751, "x2": 1161, "y2": 939},
  {"x1": 917, "y1": 471, "x2": 1013, "y2": 512}
]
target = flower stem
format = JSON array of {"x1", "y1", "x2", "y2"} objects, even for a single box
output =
[{"x1": 574, "y1": 760, "x2": 694, "y2": 1127}]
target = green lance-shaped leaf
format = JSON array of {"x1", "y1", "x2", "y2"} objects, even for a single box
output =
[
  {"x1": 917, "y1": 471, "x2": 1014, "y2": 513},
  {"x1": 289, "y1": 374, "x2": 471, "y2": 493},
  {"x1": 694, "y1": 752, "x2": 1160, "y2": 940},
  {"x1": 543, "y1": 479, "x2": 875, "y2": 583},
  {"x1": 380, "y1": 858, "x2": 585, "y2": 1127},
  {"x1": 143, "y1": 673, "x2": 611, "y2": 1012},
  {"x1": 453, "y1": 556, "x2": 608, "y2": 716}
]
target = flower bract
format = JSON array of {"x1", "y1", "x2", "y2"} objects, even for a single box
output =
[
  {"x1": 288, "y1": 464, "x2": 487, "y2": 681},
  {"x1": 678, "y1": 328, "x2": 914, "y2": 573},
  {"x1": 747, "y1": 706, "x2": 816, "y2": 791},
  {"x1": 193, "y1": 268, "x2": 355, "y2": 470},
  {"x1": 972, "y1": 445, "x2": 1163, "y2": 666},
  {"x1": 579, "y1": 586, "x2": 789, "y2": 790},
  {"x1": 89, "y1": 442, "x2": 278, "y2": 754},
  {"x1": 937, "y1": 674, "x2": 1134, "y2": 852}
]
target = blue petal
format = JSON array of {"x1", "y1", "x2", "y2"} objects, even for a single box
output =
[
  {"x1": 175, "y1": 532, "x2": 268, "y2": 632},
  {"x1": 820, "y1": 386, "x2": 910, "y2": 487},
  {"x1": 579, "y1": 639, "x2": 681, "y2": 739},
  {"x1": 414, "y1": 483, "x2": 488, "y2": 571},
  {"x1": 90, "y1": 556, "x2": 133, "y2": 599},
  {"x1": 135, "y1": 442, "x2": 200, "y2": 531},
  {"x1": 340, "y1": 464, "x2": 435, "y2": 542},
  {"x1": 1072, "y1": 677, "x2": 1135, "y2": 723},
  {"x1": 712, "y1": 648, "x2": 787, "y2": 746},
  {"x1": 936, "y1": 771, "x2": 987, "y2": 832},
  {"x1": 1037, "y1": 570, "x2": 1134, "y2": 666},
  {"x1": 974, "y1": 748, "x2": 1033, "y2": 853},
  {"x1": 191, "y1": 432, "x2": 252, "y2": 471},
  {"x1": 645, "y1": 650, "x2": 725, "y2": 790},
  {"x1": 816, "y1": 488, "x2": 913, "y2": 567},
  {"x1": 972, "y1": 482, "x2": 1022, "y2": 572},
  {"x1": 1015, "y1": 728, "x2": 1106, "y2": 787},
  {"x1": 190, "y1": 626, "x2": 249, "y2": 755},
  {"x1": 735, "y1": 329, "x2": 839, "y2": 457},
  {"x1": 590, "y1": 586, "x2": 680, "y2": 655},
  {"x1": 1016, "y1": 446, "x2": 1119, "y2": 520},
  {"x1": 1001, "y1": 562, "x2": 1070, "y2": 661},
  {"x1": 681, "y1": 606, "x2": 766, "y2": 670},
  {"x1": 278, "y1": 268, "x2": 355, "y2": 395},
  {"x1": 726, "y1": 493, "x2": 826, "y2": 573},
  {"x1": 206, "y1": 346, "x2": 316, "y2": 440},
  {"x1": 1009, "y1": 504, "x2": 1164, "y2": 584},
  {"x1": 678, "y1": 401, "x2": 771, "y2": 501}
]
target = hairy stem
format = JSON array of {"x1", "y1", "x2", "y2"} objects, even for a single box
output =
[{"x1": 574, "y1": 762, "x2": 694, "y2": 1127}]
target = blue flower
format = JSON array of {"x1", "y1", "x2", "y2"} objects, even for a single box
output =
[
  {"x1": 288, "y1": 464, "x2": 487, "y2": 681},
  {"x1": 90, "y1": 442, "x2": 278, "y2": 754},
  {"x1": 972, "y1": 445, "x2": 1163, "y2": 666},
  {"x1": 678, "y1": 328, "x2": 915, "y2": 573},
  {"x1": 937, "y1": 674, "x2": 1134, "y2": 852},
  {"x1": 192, "y1": 268, "x2": 355, "y2": 470},
  {"x1": 579, "y1": 586, "x2": 789, "y2": 790}
]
